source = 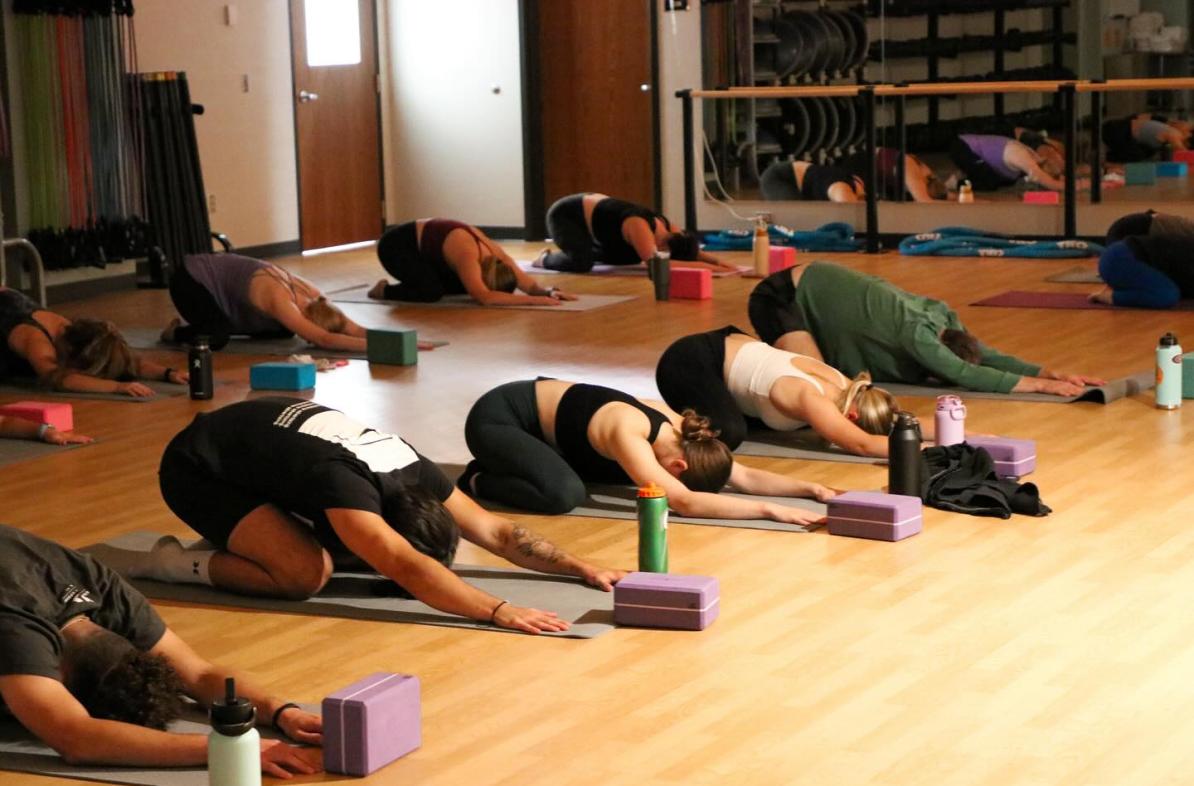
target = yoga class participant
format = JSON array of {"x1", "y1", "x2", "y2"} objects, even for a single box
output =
[
  {"x1": 1102, "y1": 113, "x2": 1191, "y2": 163},
  {"x1": 759, "y1": 160, "x2": 865, "y2": 202},
  {"x1": 0, "y1": 525, "x2": 320, "y2": 776},
  {"x1": 749, "y1": 262, "x2": 1104, "y2": 396},
  {"x1": 147, "y1": 397, "x2": 624, "y2": 635},
  {"x1": 536, "y1": 192, "x2": 735, "y2": 273},
  {"x1": 949, "y1": 133, "x2": 1080, "y2": 193},
  {"x1": 656, "y1": 326, "x2": 898, "y2": 456},
  {"x1": 0, "y1": 414, "x2": 91, "y2": 444},
  {"x1": 839, "y1": 148, "x2": 947, "y2": 202},
  {"x1": 462, "y1": 378, "x2": 834, "y2": 523},
  {"x1": 1105, "y1": 210, "x2": 1194, "y2": 245},
  {"x1": 161, "y1": 253, "x2": 366, "y2": 352},
  {"x1": 368, "y1": 219, "x2": 576, "y2": 305},
  {"x1": 1, "y1": 287, "x2": 186, "y2": 398},
  {"x1": 1090, "y1": 234, "x2": 1194, "y2": 309}
]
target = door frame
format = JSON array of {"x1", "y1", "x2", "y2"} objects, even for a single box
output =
[
  {"x1": 518, "y1": 0, "x2": 662, "y2": 240},
  {"x1": 286, "y1": 0, "x2": 386, "y2": 250}
]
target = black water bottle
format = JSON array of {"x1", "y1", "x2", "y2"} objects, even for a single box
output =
[
  {"x1": 188, "y1": 337, "x2": 213, "y2": 400},
  {"x1": 888, "y1": 411, "x2": 924, "y2": 497}
]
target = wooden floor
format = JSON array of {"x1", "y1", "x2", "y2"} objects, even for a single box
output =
[{"x1": 4, "y1": 244, "x2": 1193, "y2": 786}]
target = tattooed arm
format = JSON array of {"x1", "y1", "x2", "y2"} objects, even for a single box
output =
[{"x1": 442, "y1": 489, "x2": 628, "y2": 591}]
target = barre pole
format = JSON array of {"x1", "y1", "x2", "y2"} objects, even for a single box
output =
[
  {"x1": 1091, "y1": 87, "x2": 1103, "y2": 204},
  {"x1": 1062, "y1": 82, "x2": 1077, "y2": 239},
  {"x1": 863, "y1": 86, "x2": 878, "y2": 254},
  {"x1": 677, "y1": 88, "x2": 697, "y2": 235},
  {"x1": 895, "y1": 93, "x2": 907, "y2": 203}
]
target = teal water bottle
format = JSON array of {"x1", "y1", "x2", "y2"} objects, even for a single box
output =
[
  {"x1": 1156, "y1": 333, "x2": 1182, "y2": 410},
  {"x1": 636, "y1": 483, "x2": 669, "y2": 573}
]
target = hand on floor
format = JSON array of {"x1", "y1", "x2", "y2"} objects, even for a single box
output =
[
  {"x1": 1088, "y1": 286, "x2": 1114, "y2": 305},
  {"x1": 580, "y1": 566, "x2": 629, "y2": 591},
  {"x1": 43, "y1": 427, "x2": 93, "y2": 445},
  {"x1": 260, "y1": 739, "x2": 321, "y2": 779},
  {"x1": 493, "y1": 603, "x2": 571, "y2": 634}
]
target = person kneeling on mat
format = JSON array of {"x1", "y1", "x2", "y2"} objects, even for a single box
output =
[
  {"x1": 838, "y1": 148, "x2": 947, "y2": 203},
  {"x1": 1105, "y1": 210, "x2": 1194, "y2": 245},
  {"x1": 368, "y1": 218, "x2": 576, "y2": 306},
  {"x1": 144, "y1": 397, "x2": 624, "y2": 635},
  {"x1": 949, "y1": 134, "x2": 1083, "y2": 193},
  {"x1": 759, "y1": 159, "x2": 866, "y2": 203},
  {"x1": 461, "y1": 379, "x2": 834, "y2": 525},
  {"x1": 0, "y1": 525, "x2": 320, "y2": 776},
  {"x1": 1102, "y1": 114, "x2": 1191, "y2": 163},
  {"x1": 749, "y1": 262, "x2": 1104, "y2": 397},
  {"x1": 1090, "y1": 232, "x2": 1194, "y2": 309},
  {"x1": 0, "y1": 286, "x2": 186, "y2": 398},
  {"x1": 161, "y1": 253, "x2": 371, "y2": 353},
  {"x1": 655, "y1": 326, "x2": 900, "y2": 457},
  {"x1": 535, "y1": 193, "x2": 736, "y2": 273}
]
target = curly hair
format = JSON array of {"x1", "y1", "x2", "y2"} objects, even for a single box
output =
[
  {"x1": 63, "y1": 630, "x2": 185, "y2": 730},
  {"x1": 676, "y1": 409, "x2": 734, "y2": 492}
]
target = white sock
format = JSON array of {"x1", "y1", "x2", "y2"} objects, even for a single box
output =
[{"x1": 129, "y1": 536, "x2": 215, "y2": 585}]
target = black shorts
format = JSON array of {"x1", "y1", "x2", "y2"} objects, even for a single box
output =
[
  {"x1": 655, "y1": 326, "x2": 749, "y2": 449},
  {"x1": 748, "y1": 268, "x2": 809, "y2": 345},
  {"x1": 159, "y1": 440, "x2": 267, "y2": 548}
]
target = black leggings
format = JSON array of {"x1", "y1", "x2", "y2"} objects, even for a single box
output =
[
  {"x1": 541, "y1": 195, "x2": 602, "y2": 273},
  {"x1": 168, "y1": 258, "x2": 291, "y2": 350},
  {"x1": 949, "y1": 137, "x2": 1018, "y2": 192},
  {"x1": 748, "y1": 268, "x2": 809, "y2": 346},
  {"x1": 655, "y1": 326, "x2": 749, "y2": 450},
  {"x1": 1105, "y1": 212, "x2": 1155, "y2": 245},
  {"x1": 376, "y1": 221, "x2": 447, "y2": 302},
  {"x1": 463, "y1": 380, "x2": 587, "y2": 515}
]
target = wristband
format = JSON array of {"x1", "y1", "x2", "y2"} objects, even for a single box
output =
[
  {"x1": 489, "y1": 600, "x2": 509, "y2": 624},
  {"x1": 36, "y1": 423, "x2": 51, "y2": 441},
  {"x1": 161, "y1": 368, "x2": 174, "y2": 382},
  {"x1": 272, "y1": 702, "x2": 301, "y2": 732}
]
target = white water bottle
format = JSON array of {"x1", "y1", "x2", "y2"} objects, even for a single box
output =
[
  {"x1": 1156, "y1": 333, "x2": 1182, "y2": 410},
  {"x1": 934, "y1": 395, "x2": 967, "y2": 446},
  {"x1": 209, "y1": 678, "x2": 260, "y2": 786},
  {"x1": 752, "y1": 218, "x2": 770, "y2": 276}
]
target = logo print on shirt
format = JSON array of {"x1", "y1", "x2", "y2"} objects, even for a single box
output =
[{"x1": 60, "y1": 584, "x2": 94, "y2": 605}]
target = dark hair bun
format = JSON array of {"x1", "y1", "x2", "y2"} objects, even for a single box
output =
[{"x1": 679, "y1": 409, "x2": 720, "y2": 443}]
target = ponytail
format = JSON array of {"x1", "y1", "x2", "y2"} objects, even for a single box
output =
[
  {"x1": 676, "y1": 409, "x2": 733, "y2": 492},
  {"x1": 837, "y1": 372, "x2": 898, "y2": 436}
]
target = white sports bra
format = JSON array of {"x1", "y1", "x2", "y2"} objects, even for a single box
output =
[{"x1": 727, "y1": 341, "x2": 847, "y2": 431}]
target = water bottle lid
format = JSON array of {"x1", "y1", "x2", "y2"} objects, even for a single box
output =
[
  {"x1": 1160, "y1": 332, "x2": 1178, "y2": 347},
  {"x1": 637, "y1": 483, "x2": 666, "y2": 499},
  {"x1": 936, "y1": 394, "x2": 962, "y2": 409},
  {"x1": 210, "y1": 677, "x2": 256, "y2": 736}
]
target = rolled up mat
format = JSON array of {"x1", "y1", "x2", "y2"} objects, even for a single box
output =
[
  {"x1": 702, "y1": 222, "x2": 863, "y2": 253},
  {"x1": 899, "y1": 228, "x2": 1103, "y2": 259},
  {"x1": 779, "y1": 98, "x2": 811, "y2": 158}
]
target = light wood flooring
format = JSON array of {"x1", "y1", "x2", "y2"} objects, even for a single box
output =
[{"x1": 3, "y1": 244, "x2": 1193, "y2": 786}]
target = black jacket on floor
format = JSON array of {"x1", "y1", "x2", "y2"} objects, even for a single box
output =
[{"x1": 919, "y1": 444, "x2": 1051, "y2": 519}]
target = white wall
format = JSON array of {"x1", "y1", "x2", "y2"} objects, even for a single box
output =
[
  {"x1": 382, "y1": 0, "x2": 525, "y2": 227},
  {"x1": 134, "y1": 0, "x2": 300, "y2": 249}
]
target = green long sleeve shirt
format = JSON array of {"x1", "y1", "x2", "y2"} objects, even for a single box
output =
[{"x1": 792, "y1": 262, "x2": 1041, "y2": 393}]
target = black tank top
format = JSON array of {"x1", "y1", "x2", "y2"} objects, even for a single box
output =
[
  {"x1": 589, "y1": 198, "x2": 659, "y2": 266},
  {"x1": 555, "y1": 383, "x2": 671, "y2": 484},
  {"x1": 420, "y1": 219, "x2": 488, "y2": 296},
  {"x1": 0, "y1": 288, "x2": 52, "y2": 378},
  {"x1": 802, "y1": 164, "x2": 859, "y2": 200}
]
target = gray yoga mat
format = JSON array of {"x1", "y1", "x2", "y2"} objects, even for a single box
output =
[
  {"x1": 333, "y1": 289, "x2": 637, "y2": 312},
  {"x1": 0, "y1": 438, "x2": 92, "y2": 468},
  {"x1": 1045, "y1": 266, "x2": 1102, "y2": 284},
  {"x1": 0, "y1": 378, "x2": 187, "y2": 403},
  {"x1": 81, "y1": 532, "x2": 614, "y2": 639},
  {"x1": 120, "y1": 327, "x2": 447, "y2": 359},
  {"x1": 878, "y1": 370, "x2": 1154, "y2": 404},
  {"x1": 735, "y1": 429, "x2": 886, "y2": 465},
  {"x1": 562, "y1": 485, "x2": 826, "y2": 532},
  {"x1": 0, "y1": 702, "x2": 314, "y2": 786},
  {"x1": 515, "y1": 260, "x2": 747, "y2": 277}
]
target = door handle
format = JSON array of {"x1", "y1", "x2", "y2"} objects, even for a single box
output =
[
  {"x1": 298, "y1": 90, "x2": 320, "y2": 103},
  {"x1": 640, "y1": 83, "x2": 651, "y2": 92}
]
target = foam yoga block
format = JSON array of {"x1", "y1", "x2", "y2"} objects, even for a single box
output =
[
  {"x1": 367, "y1": 329, "x2": 418, "y2": 365},
  {"x1": 827, "y1": 491, "x2": 922, "y2": 542},
  {"x1": 1173, "y1": 150, "x2": 1194, "y2": 165},
  {"x1": 0, "y1": 401, "x2": 73, "y2": 431},
  {"x1": 1022, "y1": 191, "x2": 1059, "y2": 204},
  {"x1": 1183, "y1": 355, "x2": 1194, "y2": 399},
  {"x1": 669, "y1": 268, "x2": 712, "y2": 300},
  {"x1": 323, "y1": 673, "x2": 421, "y2": 776},
  {"x1": 768, "y1": 246, "x2": 797, "y2": 273},
  {"x1": 965, "y1": 435, "x2": 1037, "y2": 478},
  {"x1": 249, "y1": 362, "x2": 316, "y2": 391},
  {"x1": 1156, "y1": 161, "x2": 1188, "y2": 177},
  {"x1": 1125, "y1": 162, "x2": 1157, "y2": 186},
  {"x1": 613, "y1": 572, "x2": 720, "y2": 630}
]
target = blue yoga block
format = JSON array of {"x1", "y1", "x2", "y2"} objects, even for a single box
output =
[
  {"x1": 1125, "y1": 162, "x2": 1157, "y2": 186},
  {"x1": 1156, "y1": 161, "x2": 1188, "y2": 178},
  {"x1": 367, "y1": 329, "x2": 418, "y2": 366},
  {"x1": 250, "y1": 362, "x2": 316, "y2": 390}
]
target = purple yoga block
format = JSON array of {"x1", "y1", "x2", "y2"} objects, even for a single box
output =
[
  {"x1": 965, "y1": 435, "x2": 1036, "y2": 479},
  {"x1": 614, "y1": 572, "x2": 719, "y2": 630},
  {"x1": 323, "y1": 672, "x2": 421, "y2": 776},
  {"x1": 827, "y1": 491, "x2": 922, "y2": 542}
]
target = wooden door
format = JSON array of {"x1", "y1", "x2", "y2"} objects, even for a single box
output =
[
  {"x1": 290, "y1": 0, "x2": 382, "y2": 250},
  {"x1": 536, "y1": 0, "x2": 657, "y2": 209}
]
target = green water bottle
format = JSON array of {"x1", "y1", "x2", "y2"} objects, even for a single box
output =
[{"x1": 636, "y1": 483, "x2": 669, "y2": 573}]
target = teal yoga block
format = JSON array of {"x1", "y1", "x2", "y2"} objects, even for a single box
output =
[
  {"x1": 1125, "y1": 162, "x2": 1157, "y2": 186},
  {"x1": 250, "y1": 361, "x2": 316, "y2": 390},
  {"x1": 1156, "y1": 161, "x2": 1188, "y2": 178},
  {"x1": 367, "y1": 329, "x2": 418, "y2": 366},
  {"x1": 1184, "y1": 355, "x2": 1194, "y2": 399}
]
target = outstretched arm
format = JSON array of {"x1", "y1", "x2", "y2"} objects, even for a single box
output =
[
  {"x1": 726, "y1": 461, "x2": 836, "y2": 501},
  {"x1": 0, "y1": 415, "x2": 92, "y2": 444},
  {"x1": 796, "y1": 393, "x2": 889, "y2": 457},
  {"x1": 445, "y1": 490, "x2": 626, "y2": 590},
  {"x1": 12, "y1": 328, "x2": 154, "y2": 398},
  {"x1": 265, "y1": 292, "x2": 366, "y2": 352}
]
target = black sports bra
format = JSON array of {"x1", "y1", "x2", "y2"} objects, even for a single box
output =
[
  {"x1": 554, "y1": 383, "x2": 670, "y2": 484},
  {"x1": 802, "y1": 164, "x2": 859, "y2": 200},
  {"x1": 0, "y1": 288, "x2": 52, "y2": 378}
]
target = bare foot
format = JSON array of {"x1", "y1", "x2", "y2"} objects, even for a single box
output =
[
  {"x1": 367, "y1": 280, "x2": 389, "y2": 300},
  {"x1": 159, "y1": 317, "x2": 181, "y2": 343},
  {"x1": 1089, "y1": 286, "x2": 1113, "y2": 305}
]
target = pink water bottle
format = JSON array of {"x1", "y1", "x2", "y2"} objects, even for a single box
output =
[{"x1": 935, "y1": 395, "x2": 966, "y2": 446}]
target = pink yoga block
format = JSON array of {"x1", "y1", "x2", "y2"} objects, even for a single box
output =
[
  {"x1": 669, "y1": 268, "x2": 712, "y2": 300},
  {"x1": 827, "y1": 491, "x2": 922, "y2": 542},
  {"x1": 323, "y1": 673, "x2": 421, "y2": 776},
  {"x1": 614, "y1": 572, "x2": 719, "y2": 630},
  {"x1": 1173, "y1": 150, "x2": 1194, "y2": 165},
  {"x1": 1022, "y1": 191, "x2": 1059, "y2": 204},
  {"x1": 768, "y1": 246, "x2": 797, "y2": 273},
  {"x1": 0, "y1": 401, "x2": 73, "y2": 431},
  {"x1": 965, "y1": 435, "x2": 1036, "y2": 479}
]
